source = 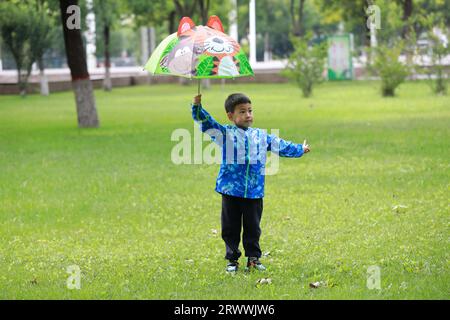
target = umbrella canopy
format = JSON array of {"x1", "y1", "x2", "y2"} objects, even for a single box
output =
[{"x1": 144, "y1": 16, "x2": 254, "y2": 79}]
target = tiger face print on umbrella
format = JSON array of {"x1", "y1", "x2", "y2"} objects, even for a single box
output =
[{"x1": 153, "y1": 16, "x2": 253, "y2": 79}]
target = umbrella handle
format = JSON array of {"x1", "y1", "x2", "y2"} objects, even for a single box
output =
[{"x1": 197, "y1": 79, "x2": 201, "y2": 95}]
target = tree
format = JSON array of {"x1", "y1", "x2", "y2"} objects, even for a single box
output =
[
  {"x1": 173, "y1": 0, "x2": 198, "y2": 19},
  {"x1": 0, "y1": 3, "x2": 36, "y2": 96},
  {"x1": 30, "y1": 1, "x2": 54, "y2": 96},
  {"x1": 172, "y1": 0, "x2": 229, "y2": 31},
  {"x1": 235, "y1": 0, "x2": 340, "y2": 60},
  {"x1": 238, "y1": 0, "x2": 294, "y2": 59},
  {"x1": 93, "y1": 0, "x2": 119, "y2": 91},
  {"x1": 172, "y1": 0, "x2": 230, "y2": 33},
  {"x1": 320, "y1": 0, "x2": 370, "y2": 48},
  {"x1": 59, "y1": 0, "x2": 99, "y2": 128},
  {"x1": 126, "y1": 0, "x2": 171, "y2": 32}
]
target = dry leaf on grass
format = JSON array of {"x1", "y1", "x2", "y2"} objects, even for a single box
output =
[
  {"x1": 256, "y1": 278, "x2": 272, "y2": 287},
  {"x1": 309, "y1": 281, "x2": 326, "y2": 289},
  {"x1": 392, "y1": 204, "x2": 408, "y2": 213}
]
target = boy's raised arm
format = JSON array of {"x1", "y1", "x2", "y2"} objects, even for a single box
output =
[
  {"x1": 267, "y1": 134, "x2": 310, "y2": 158},
  {"x1": 191, "y1": 94, "x2": 226, "y2": 135}
]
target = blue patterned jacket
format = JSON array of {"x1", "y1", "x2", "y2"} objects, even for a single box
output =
[{"x1": 192, "y1": 103, "x2": 304, "y2": 199}]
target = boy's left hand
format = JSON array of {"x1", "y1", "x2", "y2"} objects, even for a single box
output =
[
  {"x1": 193, "y1": 94, "x2": 202, "y2": 105},
  {"x1": 303, "y1": 139, "x2": 311, "y2": 153}
]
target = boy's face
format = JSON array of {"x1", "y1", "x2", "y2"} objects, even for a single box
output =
[{"x1": 227, "y1": 103, "x2": 253, "y2": 129}]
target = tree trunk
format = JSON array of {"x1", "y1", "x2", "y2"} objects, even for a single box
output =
[
  {"x1": 290, "y1": 0, "x2": 305, "y2": 37},
  {"x1": 434, "y1": 53, "x2": 447, "y2": 95},
  {"x1": 11, "y1": 51, "x2": 30, "y2": 96},
  {"x1": 264, "y1": 32, "x2": 270, "y2": 61},
  {"x1": 17, "y1": 69, "x2": 27, "y2": 97},
  {"x1": 104, "y1": 64, "x2": 112, "y2": 91},
  {"x1": 290, "y1": 0, "x2": 298, "y2": 36},
  {"x1": 363, "y1": 8, "x2": 371, "y2": 48},
  {"x1": 198, "y1": 0, "x2": 210, "y2": 25},
  {"x1": 168, "y1": 10, "x2": 176, "y2": 34},
  {"x1": 401, "y1": 0, "x2": 414, "y2": 71},
  {"x1": 39, "y1": 69, "x2": 49, "y2": 96},
  {"x1": 298, "y1": 0, "x2": 305, "y2": 37},
  {"x1": 38, "y1": 58, "x2": 49, "y2": 96},
  {"x1": 203, "y1": 79, "x2": 210, "y2": 90},
  {"x1": 179, "y1": 77, "x2": 189, "y2": 86},
  {"x1": 60, "y1": 0, "x2": 99, "y2": 128},
  {"x1": 401, "y1": 0, "x2": 413, "y2": 39},
  {"x1": 73, "y1": 79, "x2": 98, "y2": 127},
  {"x1": 174, "y1": 0, "x2": 197, "y2": 19},
  {"x1": 103, "y1": 24, "x2": 112, "y2": 91},
  {"x1": 0, "y1": 41, "x2": 3, "y2": 71},
  {"x1": 382, "y1": 87, "x2": 395, "y2": 97},
  {"x1": 140, "y1": 27, "x2": 149, "y2": 66}
]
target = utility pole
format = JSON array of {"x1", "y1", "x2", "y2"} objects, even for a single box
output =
[
  {"x1": 0, "y1": 39, "x2": 3, "y2": 71},
  {"x1": 85, "y1": 0, "x2": 97, "y2": 69},
  {"x1": 229, "y1": 0, "x2": 238, "y2": 42},
  {"x1": 249, "y1": 0, "x2": 256, "y2": 65},
  {"x1": 141, "y1": 27, "x2": 156, "y2": 66}
]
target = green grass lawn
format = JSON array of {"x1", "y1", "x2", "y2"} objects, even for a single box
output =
[{"x1": 0, "y1": 80, "x2": 448, "y2": 299}]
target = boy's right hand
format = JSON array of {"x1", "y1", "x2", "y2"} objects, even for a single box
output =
[
  {"x1": 303, "y1": 139, "x2": 311, "y2": 153},
  {"x1": 193, "y1": 94, "x2": 202, "y2": 105}
]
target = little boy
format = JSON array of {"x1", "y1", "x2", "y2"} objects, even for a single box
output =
[{"x1": 191, "y1": 93, "x2": 310, "y2": 273}]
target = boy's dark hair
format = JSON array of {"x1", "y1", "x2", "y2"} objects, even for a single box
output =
[{"x1": 224, "y1": 93, "x2": 251, "y2": 113}]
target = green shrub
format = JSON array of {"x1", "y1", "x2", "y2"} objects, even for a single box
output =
[
  {"x1": 282, "y1": 34, "x2": 328, "y2": 98},
  {"x1": 368, "y1": 42, "x2": 410, "y2": 97},
  {"x1": 422, "y1": 25, "x2": 449, "y2": 95}
]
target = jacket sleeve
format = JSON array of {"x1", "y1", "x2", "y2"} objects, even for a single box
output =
[
  {"x1": 267, "y1": 133, "x2": 304, "y2": 158},
  {"x1": 191, "y1": 103, "x2": 226, "y2": 135}
]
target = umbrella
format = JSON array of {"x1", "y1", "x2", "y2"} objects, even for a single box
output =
[{"x1": 144, "y1": 15, "x2": 254, "y2": 93}]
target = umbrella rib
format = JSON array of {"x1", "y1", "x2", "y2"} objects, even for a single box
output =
[
  {"x1": 192, "y1": 27, "x2": 199, "y2": 93},
  {"x1": 191, "y1": 27, "x2": 199, "y2": 80}
]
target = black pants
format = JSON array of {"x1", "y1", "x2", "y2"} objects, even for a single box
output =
[{"x1": 221, "y1": 194, "x2": 263, "y2": 260}]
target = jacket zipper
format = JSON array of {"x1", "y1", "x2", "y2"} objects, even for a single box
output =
[{"x1": 244, "y1": 135, "x2": 250, "y2": 198}]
